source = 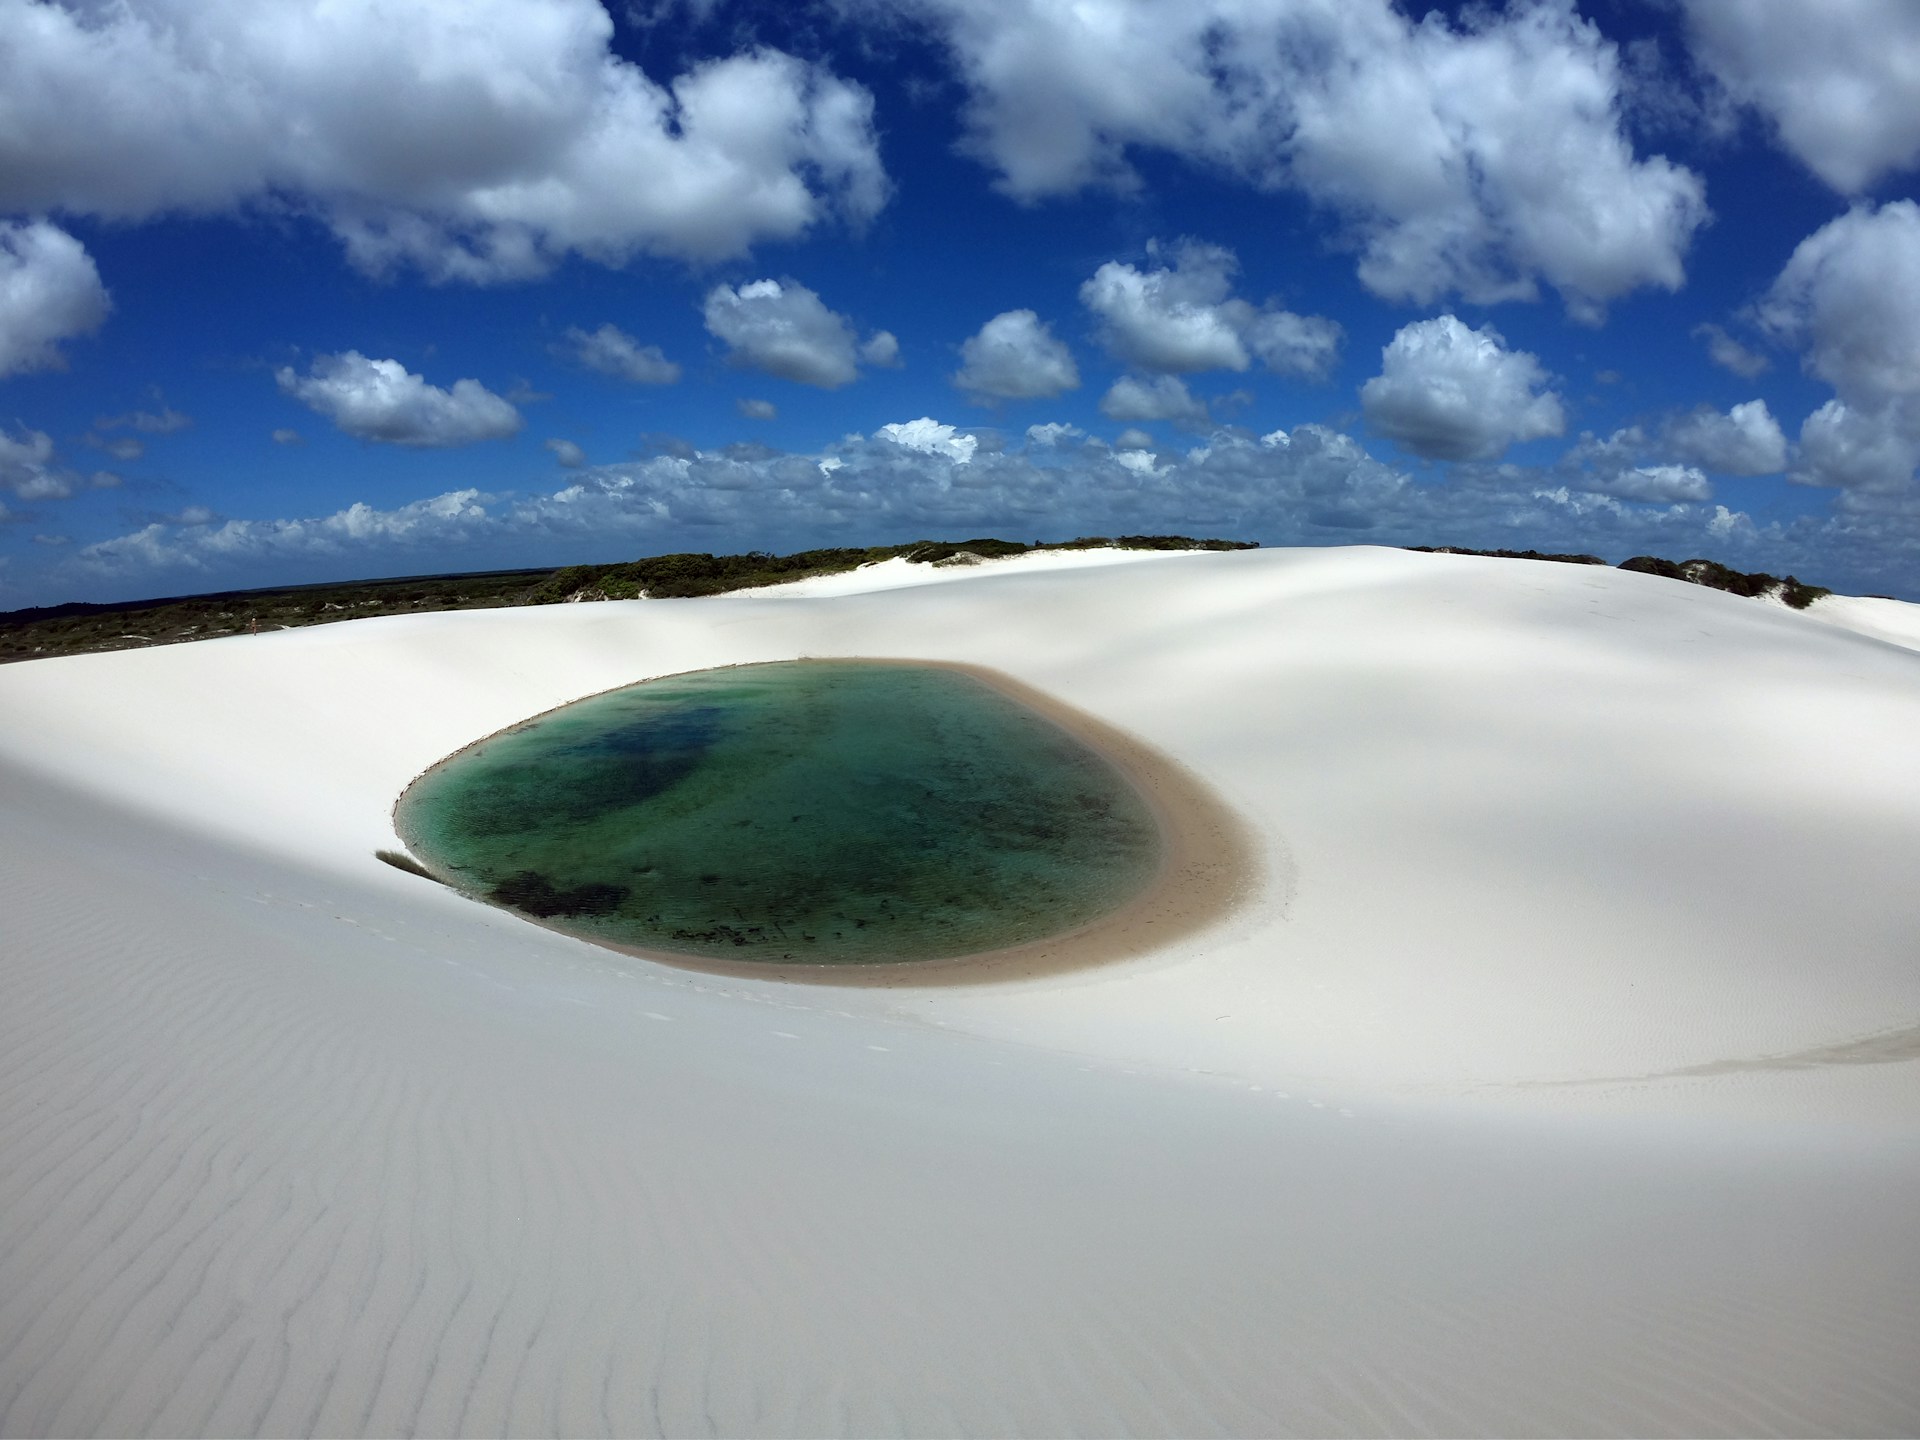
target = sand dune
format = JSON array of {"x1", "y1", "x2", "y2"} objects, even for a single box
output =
[{"x1": 2, "y1": 545, "x2": 1917, "y2": 1436}]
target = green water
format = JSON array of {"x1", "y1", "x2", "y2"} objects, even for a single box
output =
[{"x1": 395, "y1": 661, "x2": 1163, "y2": 964}]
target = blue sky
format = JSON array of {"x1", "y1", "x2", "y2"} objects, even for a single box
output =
[{"x1": 4, "y1": 0, "x2": 1920, "y2": 606}]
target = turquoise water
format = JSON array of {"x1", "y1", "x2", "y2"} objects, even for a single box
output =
[{"x1": 395, "y1": 661, "x2": 1162, "y2": 964}]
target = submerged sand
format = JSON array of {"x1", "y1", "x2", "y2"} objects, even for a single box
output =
[
  {"x1": 2, "y1": 545, "x2": 1918, "y2": 1436},
  {"x1": 489, "y1": 657, "x2": 1258, "y2": 985}
]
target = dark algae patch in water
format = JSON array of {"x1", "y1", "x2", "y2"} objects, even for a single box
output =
[{"x1": 396, "y1": 661, "x2": 1164, "y2": 964}]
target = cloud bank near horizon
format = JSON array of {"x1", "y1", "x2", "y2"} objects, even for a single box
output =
[{"x1": 62, "y1": 416, "x2": 1907, "y2": 602}]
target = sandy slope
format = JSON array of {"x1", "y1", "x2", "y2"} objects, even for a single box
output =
[
  {"x1": 2, "y1": 545, "x2": 1917, "y2": 1436},
  {"x1": 1805, "y1": 590, "x2": 1920, "y2": 653}
]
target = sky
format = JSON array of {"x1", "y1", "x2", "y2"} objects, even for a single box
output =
[{"x1": 4, "y1": 0, "x2": 1920, "y2": 607}]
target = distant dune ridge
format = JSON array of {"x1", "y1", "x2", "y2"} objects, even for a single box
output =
[{"x1": 2, "y1": 544, "x2": 1918, "y2": 1436}]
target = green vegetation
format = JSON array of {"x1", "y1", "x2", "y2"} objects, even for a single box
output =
[
  {"x1": 1406, "y1": 545, "x2": 1608, "y2": 567},
  {"x1": 0, "y1": 536, "x2": 1839, "y2": 664},
  {"x1": 0, "y1": 535, "x2": 1255, "y2": 664},
  {"x1": 1410, "y1": 545, "x2": 1835, "y2": 609},
  {"x1": 0, "y1": 567, "x2": 553, "y2": 664},
  {"x1": 1616, "y1": 555, "x2": 1832, "y2": 609}
]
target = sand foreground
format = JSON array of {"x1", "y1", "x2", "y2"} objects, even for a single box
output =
[{"x1": 2, "y1": 545, "x2": 1917, "y2": 1435}]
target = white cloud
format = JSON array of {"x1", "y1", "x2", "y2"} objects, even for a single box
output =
[
  {"x1": 560, "y1": 324, "x2": 681, "y2": 385},
  {"x1": 0, "y1": 2, "x2": 886, "y2": 281},
  {"x1": 736, "y1": 398, "x2": 777, "y2": 420},
  {"x1": 703, "y1": 279, "x2": 872, "y2": 388},
  {"x1": 271, "y1": 428, "x2": 303, "y2": 446},
  {"x1": 276, "y1": 352, "x2": 524, "y2": 447},
  {"x1": 1025, "y1": 422, "x2": 1083, "y2": 446},
  {"x1": 1112, "y1": 449, "x2": 1165, "y2": 478},
  {"x1": 53, "y1": 422, "x2": 1920, "y2": 601},
  {"x1": 1759, "y1": 202, "x2": 1920, "y2": 408},
  {"x1": 955, "y1": 309, "x2": 1081, "y2": 400},
  {"x1": 0, "y1": 220, "x2": 110, "y2": 377},
  {"x1": 1242, "y1": 309, "x2": 1345, "y2": 383},
  {"x1": 1682, "y1": 0, "x2": 1920, "y2": 193},
  {"x1": 908, "y1": 0, "x2": 1705, "y2": 316},
  {"x1": 1361, "y1": 316, "x2": 1565, "y2": 461},
  {"x1": 1593, "y1": 464, "x2": 1712, "y2": 504},
  {"x1": 68, "y1": 424, "x2": 1420, "y2": 584},
  {"x1": 545, "y1": 438, "x2": 588, "y2": 468},
  {"x1": 1758, "y1": 202, "x2": 1920, "y2": 494},
  {"x1": 1666, "y1": 400, "x2": 1788, "y2": 476},
  {"x1": 1545, "y1": 425, "x2": 1712, "y2": 504},
  {"x1": 1793, "y1": 400, "x2": 1920, "y2": 494},
  {"x1": 1114, "y1": 428, "x2": 1156, "y2": 451},
  {"x1": 1079, "y1": 241, "x2": 1340, "y2": 378},
  {"x1": 875, "y1": 417, "x2": 977, "y2": 464},
  {"x1": 1099, "y1": 375, "x2": 1209, "y2": 429},
  {"x1": 80, "y1": 489, "x2": 496, "y2": 574},
  {"x1": 1694, "y1": 322, "x2": 1770, "y2": 378},
  {"x1": 0, "y1": 424, "x2": 116, "y2": 503},
  {"x1": 860, "y1": 331, "x2": 902, "y2": 367},
  {"x1": 1082, "y1": 244, "x2": 1248, "y2": 372},
  {"x1": 0, "y1": 425, "x2": 58, "y2": 499}
]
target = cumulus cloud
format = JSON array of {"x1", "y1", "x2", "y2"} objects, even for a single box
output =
[
  {"x1": 1759, "y1": 202, "x2": 1920, "y2": 407},
  {"x1": 79, "y1": 489, "x2": 497, "y2": 575},
  {"x1": 0, "y1": 220, "x2": 110, "y2": 377},
  {"x1": 276, "y1": 352, "x2": 524, "y2": 447},
  {"x1": 904, "y1": 0, "x2": 1705, "y2": 316},
  {"x1": 1544, "y1": 426, "x2": 1714, "y2": 503},
  {"x1": 0, "y1": 426, "x2": 58, "y2": 499},
  {"x1": 53, "y1": 418, "x2": 1920, "y2": 600},
  {"x1": 1666, "y1": 400, "x2": 1788, "y2": 476},
  {"x1": 1025, "y1": 422, "x2": 1083, "y2": 446},
  {"x1": 876, "y1": 417, "x2": 977, "y2": 464},
  {"x1": 1682, "y1": 0, "x2": 1920, "y2": 193},
  {"x1": 1591, "y1": 463, "x2": 1712, "y2": 504},
  {"x1": 0, "y1": 2, "x2": 886, "y2": 281},
  {"x1": 703, "y1": 279, "x2": 885, "y2": 388},
  {"x1": 559, "y1": 324, "x2": 681, "y2": 385},
  {"x1": 0, "y1": 424, "x2": 116, "y2": 502},
  {"x1": 736, "y1": 398, "x2": 777, "y2": 420},
  {"x1": 1758, "y1": 202, "x2": 1920, "y2": 493},
  {"x1": 68, "y1": 423, "x2": 1417, "y2": 582},
  {"x1": 1694, "y1": 322, "x2": 1770, "y2": 378},
  {"x1": 1111, "y1": 449, "x2": 1165, "y2": 478},
  {"x1": 1079, "y1": 241, "x2": 1340, "y2": 378},
  {"x1": 1099, "y1": 375, "x2": 1210, "y2": 429},
  {"x1": 1361, "y1": 316, "x2": 1565, "y2": 461},
  {"x1": 545, "y1": 438, "x2": 588, "y2": 468},
  {"x1": 954, "y1": 309, "x2": 1080, "y2": 400},
  {"x1": 1113, "y1": 428, "x2": 1155, "y2": 451},
  {"x1": 1793, "y1": 400, "x2": 1920, "y2": 494},
  {"x1": 860, "y1": 331, "x2": 902, "y2": 368}
]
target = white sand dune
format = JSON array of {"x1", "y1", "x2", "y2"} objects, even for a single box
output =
[
  {"x1": 2, "y1": 545, "x2": 1918, "y2": 1436},
  {"x1": 1805, "y1": 589, "x2": 1920, "y2": 653}
]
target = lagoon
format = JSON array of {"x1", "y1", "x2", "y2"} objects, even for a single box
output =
[{"x1": 395, "y1": 660, "x2": 1163, "y2": 965}]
